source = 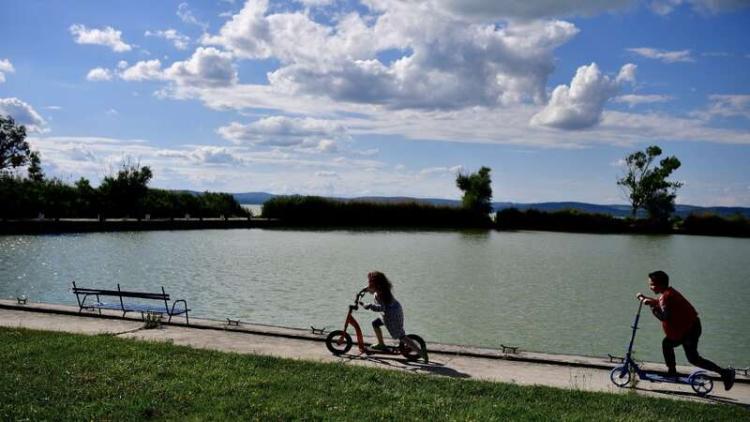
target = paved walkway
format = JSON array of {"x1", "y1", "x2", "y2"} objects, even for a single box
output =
[{"x1": 1, "y1": 300, "x2": 748, "y2": 407}]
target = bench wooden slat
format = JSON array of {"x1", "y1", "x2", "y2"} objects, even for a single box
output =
[
  {"x1": 71, "y1": 281, "x2": 189, "y2": 325},
  {"x1": 73, "y1": 288, "x2": 168, "y2": 300}
]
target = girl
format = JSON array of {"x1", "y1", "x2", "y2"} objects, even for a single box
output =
[{"x1": 363, "y1": 271, "x2": 426, "y2": 361}]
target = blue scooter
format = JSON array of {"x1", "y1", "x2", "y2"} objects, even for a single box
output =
[{"x1": 610, "y1": 301, "x2": 714, "y2": 396}]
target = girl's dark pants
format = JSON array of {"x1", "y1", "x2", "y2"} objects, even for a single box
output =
[{"x1": 662, "y1": 318, "x2": 722, "y2": 374}]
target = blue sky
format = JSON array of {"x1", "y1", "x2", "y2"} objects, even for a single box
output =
[{"x1": 1, "y1": 0, "x2": 749, "y2": 205}]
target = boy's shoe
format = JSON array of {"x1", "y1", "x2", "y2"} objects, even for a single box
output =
[
  {"x1": 369, "y1": 343, "x2": 388, "y2": 352},
  {"x1": 721, "y1": 369, "x2": 736, "y2": 391}
]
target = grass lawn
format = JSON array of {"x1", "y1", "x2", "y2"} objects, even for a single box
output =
[{"x1": 1, "y1": 327, "x2": 746, "y2": 421}]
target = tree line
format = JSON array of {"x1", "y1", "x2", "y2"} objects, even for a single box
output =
[
  {"x1": 0, "y1": 116, "x2": 248, "y2": 220},
  {"x1": 2, "y1": 113, "x2": 746, "y2": 235}
]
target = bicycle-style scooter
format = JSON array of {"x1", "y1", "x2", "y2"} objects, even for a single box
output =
[
  {"x1": 325, "y1": 287, "x2": 428, "y2": 362},
  {"x1": 610, "y1": 300, "x2": 714, "y2": 396}
]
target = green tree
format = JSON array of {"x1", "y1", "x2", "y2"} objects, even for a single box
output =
[
  {"x1": 98, "y1": 161, "x2": 153, "y2": 218},
  {"x1": 0, "y1": 115, "x2": 31, "y2": 172},
  {"x1": 456, "y1": 166, "x2": 493, "y2": 215},
  {"x1": 617, "y1": 145, "x2": 682, "y2": 221},
  {"x1": 27, "y1": 151, "x2": 44, "y2": 182}
]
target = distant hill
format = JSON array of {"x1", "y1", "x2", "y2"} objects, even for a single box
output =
[{"x1": 232, "y1": 193, "x2": 750, "y2": 218}]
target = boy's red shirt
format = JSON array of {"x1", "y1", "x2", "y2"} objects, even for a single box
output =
[{"x1": 658, "y1": 287, "x2": 698, "y2": 340}]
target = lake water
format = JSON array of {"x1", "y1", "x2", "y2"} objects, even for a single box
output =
[{"x1": 1, "y1": 229, "x2": 747, "y2": 367}]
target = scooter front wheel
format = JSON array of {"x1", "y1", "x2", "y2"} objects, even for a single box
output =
[
  {"x1": 325, "y1": 330, "x2": 353, "y2": 355},
  {"x1": 399, "y1": 334, "x2": 427, "y2": 362},
  {"x1": 688, "y1": 372, "x2": 713, "y2": 396},
  {"x1": 610, "y1": 365, "x2": 632, "y2": 387}
]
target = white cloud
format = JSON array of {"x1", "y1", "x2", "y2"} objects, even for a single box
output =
[
  {"x1": 0, "y1": 97, "x2": 48, "y2": 133},
  {"x1": 118, "y1": 48, "x2": 237, "y2": 88},
  {"x1": 177, "y1": 3, "x2": 209, "y2": 31},
  {"x1": 531, "y1": 63, "x2": 636, "y2": 130},
  {"x1": 435, "y1": 0, "x2": 635, "y2": 20},
  {"x1": 0, "y1": 58, "x2": 14, "y2": 83},
  {"x1": 217, "y1": 116, "x2": 348, "y2": 149},
  {"x1": 86, "y1": 67, "x2": 113, "y2": 81},
  {"x1": 614, "y1": 94, "x2": 672, "y2": 107},
  {"x1": 627, "y1": 47, "x2": 694, "y2": 63},
  {"x1": 164, "y1": 47, "x2": 237, "y2": 87},
  {"x1": 67, "y1": 145, "x2": 98, "y2": 162},
  {"x1": 145, "y1": 29, "x2": 191, "y2": 50},
  {"x1": 202, "y1": 0, "x2": 579, "y2": 110},
  {"x1": 648, "y1": 0, "x2": 749, "y2": 15},
  {"x1": 418, "y1": 165, "x2": 464, "y2": 176},
  {"x1": 705, "y1": 95, "x2": 750, "y2": 119},
  {"x1": 188, "y1": 146, "x2": 244, "y2": 165},
  {"x1": 315, "y1": 170, "x2": 338, "y2": 177},
  {"x1": 69, "y1": 24, "x2": 132, "y2": 52},
  {"x1": 120, "y1": 60, "x2": 165, "y2": 81}
]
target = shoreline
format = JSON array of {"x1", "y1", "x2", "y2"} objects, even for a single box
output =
[{"x1": 1, "y1": 218, "x2": 749, "y2": 237}]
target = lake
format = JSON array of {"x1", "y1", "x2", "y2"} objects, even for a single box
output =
[{"x1": 1, "y1": 229, "x2": 747, "y2": 367}]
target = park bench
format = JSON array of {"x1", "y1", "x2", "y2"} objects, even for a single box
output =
[{"x1": 71, "y1": 281, "x2": 191, "y2": 325}]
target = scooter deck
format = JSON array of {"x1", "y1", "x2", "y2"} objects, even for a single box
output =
[{"x1": 642, "y1": 373, "x2": 690, "y2": 384}]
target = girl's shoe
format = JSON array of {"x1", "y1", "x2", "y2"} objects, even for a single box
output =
[
  {"x1": 369, "y1": 343, "x2": 388, "y2": 351},
  {"x1": 722, "y1": 369, "x2": 736, "y2": 391}
]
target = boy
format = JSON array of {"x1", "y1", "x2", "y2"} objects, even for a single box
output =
[{"x1": 637, "y1": 270, "x2": 735, "y2": 391}]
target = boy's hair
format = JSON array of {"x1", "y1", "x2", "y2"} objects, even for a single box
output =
[
  {"x1": 648, "y1": 270, "x2": 670, "y2": 287},
  {"x1": 368, "y1": 271, "x2": 394, "y2": 304}
]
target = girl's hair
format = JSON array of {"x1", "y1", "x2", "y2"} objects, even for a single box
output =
[{"x1": 368, "y1": 271, "x2": 394, "y2": 304}]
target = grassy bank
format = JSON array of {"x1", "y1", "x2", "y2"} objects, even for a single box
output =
[{"x1": 1, "y1": 328, "x2": 746, "y2": 421}]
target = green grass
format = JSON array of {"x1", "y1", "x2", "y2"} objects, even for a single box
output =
[{"x1": 0, "y1": 328, "x2": 746, "y2": 421}]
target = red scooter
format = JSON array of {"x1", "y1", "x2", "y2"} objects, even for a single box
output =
[{"x1": 325, "y1": 287, "x2": 428, "y2": 362}]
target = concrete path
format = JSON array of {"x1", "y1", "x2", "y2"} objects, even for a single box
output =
[{"x1": 1, "y1": 300, "x2": 748, "y2": 408}]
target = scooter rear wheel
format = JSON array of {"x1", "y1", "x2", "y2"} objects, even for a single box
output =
[
  {"x1": 399, "y1": 334, "x2": 427, "y2": 362},
  {"x1": 688, "y1": 372, "x2": 713, "y2": 396},
  {"x1": 325, "y1": 330, "x2": 353, "y2": 355},
  {"x1": 610, "y1": 365, "x2": 632, "y2": 387}
]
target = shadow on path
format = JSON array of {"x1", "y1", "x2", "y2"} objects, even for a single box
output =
[
  {"x1": 341, "y1": 353, "x2": 471, "y2": 379},
  {"x1": 634, "y1": 386, "x2": 750, "y2": 409}
]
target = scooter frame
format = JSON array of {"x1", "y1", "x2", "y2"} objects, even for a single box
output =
[
  {"x1": 325, "y1": 287, "x2": 428, "y2": 362},
  {"x1": 610, "y1": 301, "x2": 713, "y2": 396}
]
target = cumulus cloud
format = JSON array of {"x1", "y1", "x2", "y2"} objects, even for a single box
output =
[
  {"x1": 0, "y1": 97, "x2": 47, "y2": 132},
  {"x1": 436, "y1": 0, "x2": 634, "y2": 20},
  {"x1": 531, "y1": 63, "x2": 636, "y2": 130},
  {"x1": 0, "y1": 58, "x2": 14, "y2": 83},
  {"x1": 145, "y1": 29, "x2": 191, "y2": 50},
  {"x1": 117, "y1": 48, "x2": 237, "y2": 89},
  {"x1": 614, "y1": 94, "x2": 672, "y2": 107},
  {"x1": 164, "y1": 47, "x2": 237, "y2": 87},
  {"x1": 217, "y1": 116, "x2": 348, "y2": 150},
  {"x1": 69, "y1": 24, "x2": 132, "y2": 52},
  {"x1": 202, "y1": 0, "x2": 579, "y2": 110},
  {"x1": 627, "y1": 47, "x2": 694, "y2": 63},
  {"x1": 120, "y1": 59, "x2": 165, "y2": 81},
  {"x1": 86, "y1": 67, "x2": 113, "y2": 81}
]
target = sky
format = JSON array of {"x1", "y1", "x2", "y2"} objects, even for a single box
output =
[{"x1": 1, "y1": 0, "x2": 749, "y2": 206}]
